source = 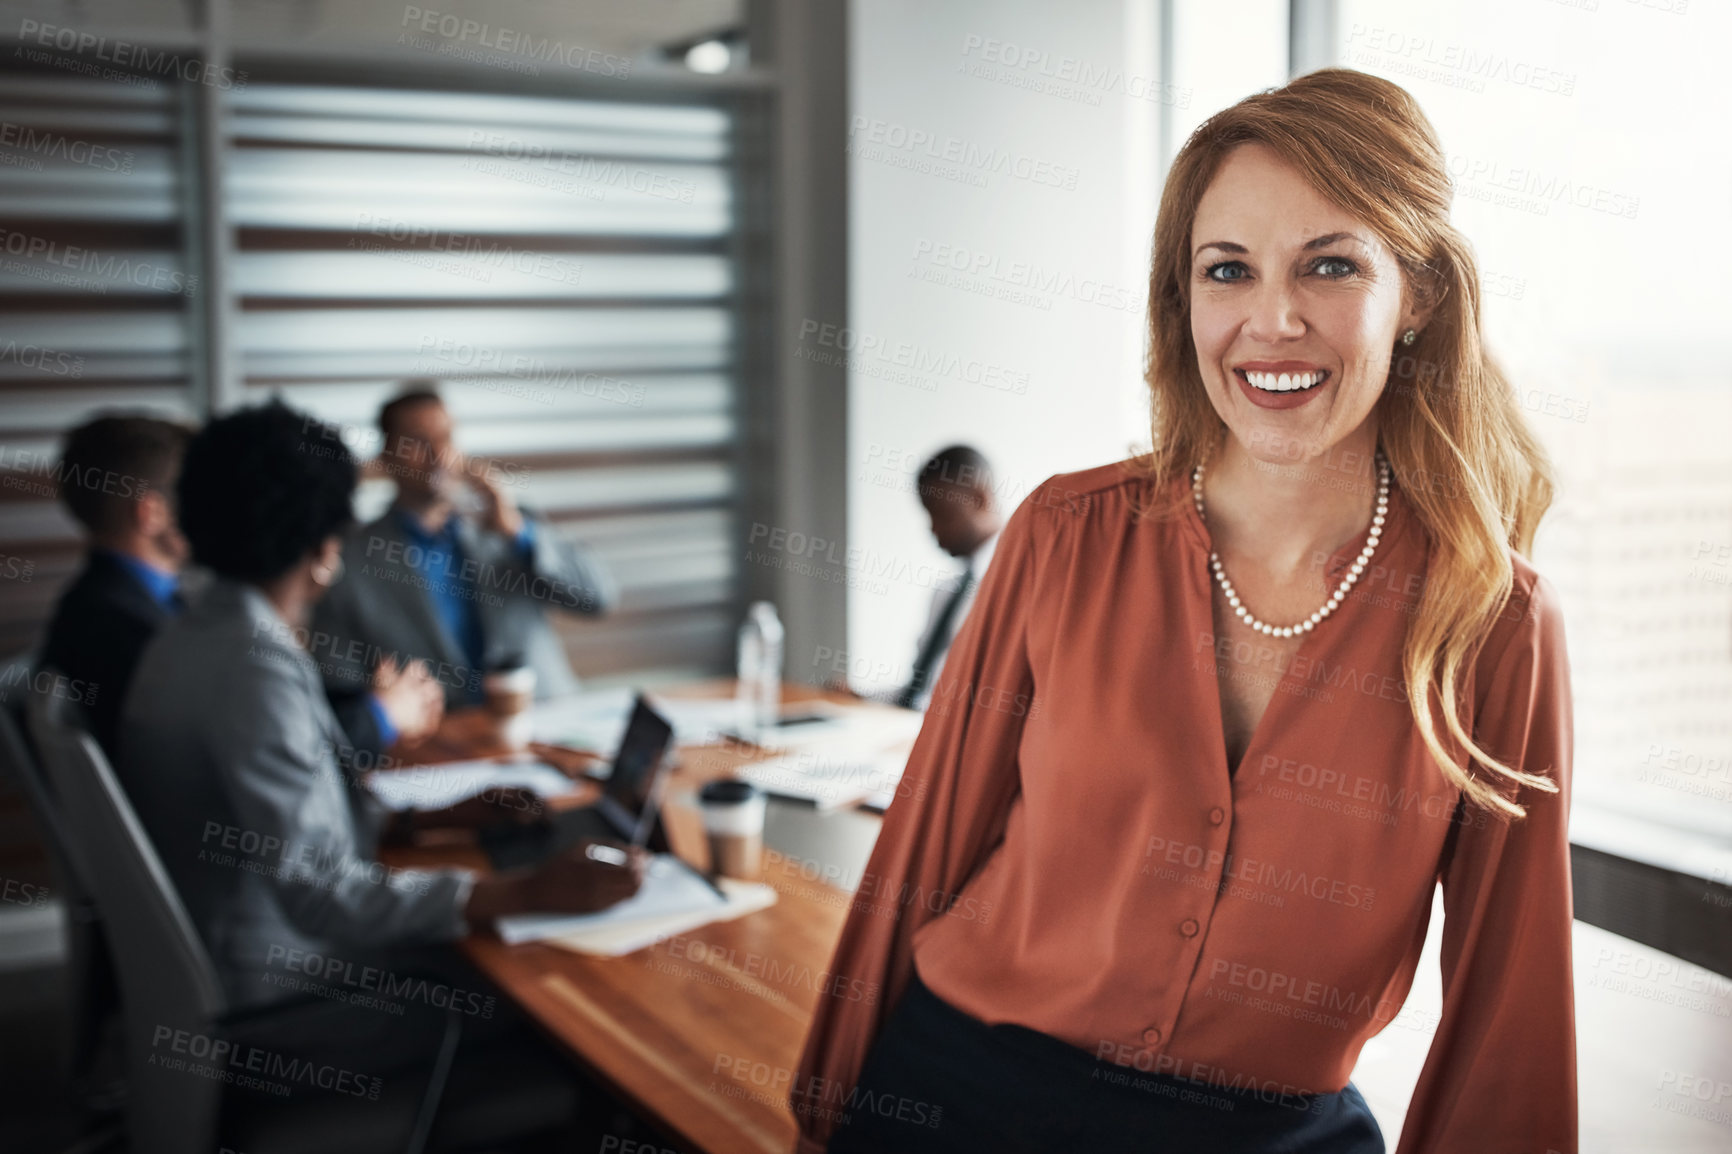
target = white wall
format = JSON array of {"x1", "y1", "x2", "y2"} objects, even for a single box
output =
[{"x1": 841, "y1": 0, "x2": 1161, "y2": 695}]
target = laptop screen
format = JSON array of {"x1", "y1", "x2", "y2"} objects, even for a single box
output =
[{"x1": 596, "y1": 695, "x2": 675, "y2": 844}]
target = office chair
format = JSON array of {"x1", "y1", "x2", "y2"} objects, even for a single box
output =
[
  {"x1": 26, "y1": 678, "x2": 581, "y2": 1154},
  {"x1": 0, "y1": 649, "x2": 33, "y2": 709},
  {"x1": 24, "y1": 682, "x2": 468, "y2": 1154},
  {"x1": 0, "y1": 699, "x2": 125, "y2": 1122}
]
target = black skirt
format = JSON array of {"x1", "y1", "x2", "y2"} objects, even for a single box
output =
[{"x1": 825, "y1": 969, "x2": 1386, "y2": 1154}]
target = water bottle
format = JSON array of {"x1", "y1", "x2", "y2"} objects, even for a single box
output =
[{"x1": 735, "y1": 601, "x2": 784, "y2": 740}]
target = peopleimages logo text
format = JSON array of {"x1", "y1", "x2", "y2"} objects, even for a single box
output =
[
  {"x1": 399, "y1": 7, "x2": 632, "y2": 77},
  {"x1": 16, "y1": 20, "x2": 248, "y2": 89}
]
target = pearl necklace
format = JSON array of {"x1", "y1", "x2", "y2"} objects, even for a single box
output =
[{"x1": 1191, "y1": 453, "x2": 1391, "y2": 638}]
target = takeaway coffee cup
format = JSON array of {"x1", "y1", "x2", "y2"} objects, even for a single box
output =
[
  {"x1": 483, "y1": 665, "x2": 536, "y2": 750},
  {"x1": 698, "y1": 779, "x2": 767, "y2": 882}
]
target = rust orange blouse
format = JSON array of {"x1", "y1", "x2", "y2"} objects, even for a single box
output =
[{"x1": 792, "y1": 461, "x2": 1576, "y2": 1154}]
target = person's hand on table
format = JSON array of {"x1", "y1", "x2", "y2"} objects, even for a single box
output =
[
  {"x1": 372, "y1": 657, "x2": 445, "y2": 742},
  {"x1": 525, "y1": 839, "x2": 647, "y2": 912},
  {"x1": 384, "y1": 786, "x2": 545, "y2": 845},
  {"x1": 464, "y1": 838, "x2": 647, "y2": 925}
]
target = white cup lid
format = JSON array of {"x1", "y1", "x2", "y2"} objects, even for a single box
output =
[
  {"x1": 701, "y1": 793, "x2": 766, "y2": 835},
  {"x1": 484, "y1": 667, "x2": 537, "y2": 692}
]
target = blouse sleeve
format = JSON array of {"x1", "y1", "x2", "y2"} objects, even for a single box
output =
[
  {"x1": 789, "y1": 487, "x2": 1048, "y2": 1153},
  {"x1": 1396, "y1": 572, "x2": 1578, "y2": 1154}
]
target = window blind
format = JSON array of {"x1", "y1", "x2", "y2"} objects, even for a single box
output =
[
  {"x1": 227, "y1": 81, "x2": 740, "y2": 680},
  {"x1": 0, "y1": 72, "x2": 194, "y2": 653}
]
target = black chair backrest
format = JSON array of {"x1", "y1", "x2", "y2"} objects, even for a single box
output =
[
  {"x1": 27, "y1": 676, "x2": 225, "y2": 1154},
  {"x1": 0, "y1": 698, "x2": 92, "y2": 893}
]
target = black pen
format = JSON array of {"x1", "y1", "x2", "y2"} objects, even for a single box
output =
[
  {"x1": 591, "y1": 843, "x2": 728, "y2": 902},
  {"x1": 695, "y1": 864, "x2": 730, "y2": 903}
]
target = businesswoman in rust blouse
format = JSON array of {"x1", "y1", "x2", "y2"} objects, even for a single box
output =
[{"x1": 795, "y1": 68, "x2": 1575, "y2": 1154}]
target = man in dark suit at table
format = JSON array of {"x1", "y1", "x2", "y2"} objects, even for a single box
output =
[
  {"x1": 821, "y1": 445, "x2": 1004, "y2": 711},
  {"x1": 37, "y1": 413, "x2": 442, "y2": 760},
  {"x1": 37, "y1": 415, "x2": 192, "y2": 755},
  {"x1": 30, "y1": 415, "x2": 190, "y2": 1109},
  {"x1": 311, "y1": 385, "x2": 617, "y2": 711},
  {"x1": 896, "y1": 445, "x2": 1003, "y2": 710}
]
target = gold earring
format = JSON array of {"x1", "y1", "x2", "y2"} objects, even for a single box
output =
[{"x1": 1400, "y1": 328, "x2": 1418, "y2": 346}]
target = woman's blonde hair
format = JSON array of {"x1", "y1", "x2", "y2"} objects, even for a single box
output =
[{"x1": 1141, "y1": 68, "x2": 1556, "y2": 819}]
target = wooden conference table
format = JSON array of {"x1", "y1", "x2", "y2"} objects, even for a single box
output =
[
  {"x1": 381, "y1": 681, "x2": 892, "y2": 1154},
  {"x1": 371, "y1": 683, "x2": 1732, "y2": 1152}
]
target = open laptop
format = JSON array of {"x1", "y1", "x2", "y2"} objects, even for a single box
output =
[{"x1": 479, "y1": 694, "x2": 676, "y2": 871}]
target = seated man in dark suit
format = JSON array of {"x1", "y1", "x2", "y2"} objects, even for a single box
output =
[
  {"x1": 826, "y1": 445, "x2": 1004, "y2": 711},
  {"x1": 29, "y1": 415, "x2": 189, "y2": 1108},
  {"x1": 39, "y1": 413, "x2": 443, "y2": 759},
  {"x1": 312, "y1": 385, "x2": 617, "y2": 711},
  {"x1": 38, "y1": 415, "x2": 192, "y2": 754},
  {"x1": 895, "y1": 445, "x2": 1004, "y2": 710}
]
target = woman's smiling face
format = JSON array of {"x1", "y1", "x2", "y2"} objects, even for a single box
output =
[{"x1": 1189, "y1": 142, "x2": 1429, "y2": 466}]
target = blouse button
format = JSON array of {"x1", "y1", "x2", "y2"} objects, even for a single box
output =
[
  {"x1": 1142, "y1": 1026, "x2": 1163, "y2": 1046},
  {"x1": 1208, "y1": 806, "x2": 1226, "y2": 826},
  {"x1": 1180, "y1": 918, "x2": 1200, "y2": 938}
]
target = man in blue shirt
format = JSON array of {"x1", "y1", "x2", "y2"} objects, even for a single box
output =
[
  {"x1": 311, "y1": 387, "x2": 617, "y2": 710},
  {"x1": 38, "y1": 416, "x2": 193, "y2": 753}
]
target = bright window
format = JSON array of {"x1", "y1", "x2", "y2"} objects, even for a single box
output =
[{"x1": 1335, "y1": 0, "x2": 1732, "y2": 870}]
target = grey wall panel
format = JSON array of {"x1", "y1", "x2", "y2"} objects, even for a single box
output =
[
  {"x1": 0, "y1": 77, "x2": 181, "y2": 222},
  {"x1": 255, "y1": 373, "x2": 730, "y2": 431},
  {"x1": 0, "y1": 72, "x2": 192, "y2": 657},
  {"x1": 229, "y1": 85, "x2": 730, "y2": 139},
  {"x1": 0, "y1": 247, "x2": 195, "y2": 295},
  {"x1": 0, "y1": 158, "x2": 181, "y2": 223},
  {"x1": 228, "y1": 82, "x2": 743, "y2": 679},
  {"x1": 237, "y1": 304, "x2": 730, "y2": 347},
  {"x1": 234, "y1": 252, "x2": 731, "y2": 301},
  {"x1": 0, "y1": 68, "x2": 746, "y2": 679},
  {"x1": 228, "y1": 151, "x2": 731, "y2": 235}
]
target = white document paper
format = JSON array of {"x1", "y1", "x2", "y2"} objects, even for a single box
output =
[
  {"x1": 494, "y1": 853, "x2": 729, "y2": 946},
  {"x1": 529, "y1": 686, "x2": 639, "y2": 754},
  {"x1": 761, "y1": 703, "x2": 925, "y2": 754},
  {"x1": 737, "y1": 748, "x2": 912, "y2": 811},
  {"x1": 542, "y1": 878, "x2": 779, "y2": 957},
  {"x1": 648, "y1": 694, "x2": 751, "y2": 745},
  {"x1": 366, "y1": 757, "x2": 580, "y2": 812},
  {"x1": 729, "y1": 702, "x2": 923, "y2": 809}
]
